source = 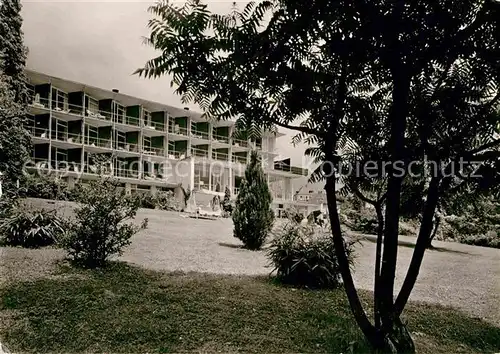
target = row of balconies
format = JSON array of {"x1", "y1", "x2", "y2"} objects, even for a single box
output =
[
  {"x1": 27, "y1": 125, "x2": 272, "y2": 166},
  {"x1": 29, "y1": 95, "x2": 258, "y2": 149}
]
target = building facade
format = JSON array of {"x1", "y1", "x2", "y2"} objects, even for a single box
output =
[{"x1": 25, "y1": 70, "x2": 308, "y2": 212}]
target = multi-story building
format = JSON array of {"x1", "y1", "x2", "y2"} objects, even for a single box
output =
[{"x1": 24, "y1": 69, "x2": 308, "y2": 212}]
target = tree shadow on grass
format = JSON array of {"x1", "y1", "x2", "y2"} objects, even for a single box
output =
[
  {"x1": 360, "y1": 236, "x2": 472, "y2": 255},
  {"x1": 217, "y1": 242, "x2": 244, "y2": 249},
  {"x1": 1, "y1": 261, "x2": 499, "y2": 354}
]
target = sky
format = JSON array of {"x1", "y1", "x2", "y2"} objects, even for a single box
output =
[{"x1": 20, "y1": 0, "x2": 312, "y2": 169}]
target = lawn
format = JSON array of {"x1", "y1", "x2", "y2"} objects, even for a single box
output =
[{"x1": 0, "y1": 257, "x2": 499, "y2": 353}]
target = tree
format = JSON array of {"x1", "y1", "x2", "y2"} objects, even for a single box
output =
[
  {"x1": 0, "y1": 0, "x2": 29, "y2": 104},
  {"x1": 0, "y1": 74, "x2": 30, "y2": 190},
  {"x1": 232, "y1": 151, "x2": 274, "y2": 250},
  {"x1": 0, "y1": 0, "x2": 30, "y2": 191},
  {"x1": 137, "y1": 0, "x2": 500, "y2": 350},
  {"x1": 221, "y1": 186, "x2": 232, "y2": 215}
]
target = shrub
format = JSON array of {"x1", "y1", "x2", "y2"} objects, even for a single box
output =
[
  {"x1": 139, "y1": 191, "x2": 177, "y2": 210},
  {"x1": 155, "y1": 191, "x2": 177, "y2": 210},
  {"x1": 0, "y1": 208, "x2": 64, "y2": 248},
  {"x1": 221, "y1": 187, "x2": 233, "y2": 217},
  {"x1": 232, "y1": 152, "x2": 274, "y2": 250},
  {"x1": 22, "y1": 174, "x2": 68, "y2": 200},
  {"x1": 268, "y1": 219, "x2": 356, "y2": 289},
  {"x1": 61, "y1": 178, "x2": 148, "y2": 268}
]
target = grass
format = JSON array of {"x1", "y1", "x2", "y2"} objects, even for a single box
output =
[{"x1": 1, "y1": 261, "x2": 499, "y2": 353}]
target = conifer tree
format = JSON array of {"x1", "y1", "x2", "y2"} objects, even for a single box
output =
[
  {"x1": 0, "y1": 0, "x2": 30, "y2": 189},
  {"x1": 0, "y1": 0, "x2": 28, "y2": 104},
  {"x1": 232, "y1": 151, "x2": 274, "y2": 250},
  {"x1": 222, "y1": 186, "x2": 232, "y2": 215}
]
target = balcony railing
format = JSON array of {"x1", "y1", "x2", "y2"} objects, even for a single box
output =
[
  {"x1": 212, "y1": 134, "x2": 230, "y2": 144},
  {"x1": 191, "y1": 129, "x2": 210, "y2": 140},
  {"x1": 191, "y1": 148, "x2": 209, "y2": 158},
  {"x1": 29, "y1": 96, "x2": 50, "y2": 110},
  {"x1": 273, "y1": 164, "x2": 309, "y2": 176},
  {"x1": 232, "y1": 155, "x2": 248, "y2": 164},
  {"x1": 167, "y1": 150, "x2": 186, "y2": 160},
  {"x1": 170, "y1": 125, "x2": 189, "y2": 136},
  {"x1": 143, "y1": 121, "x2": 166, "y2": 132},
  {"x1": 52, "y1": 131, "x2": 83, "y2": 144},
  {"x1": 115, "y1": 142, "x2": 140, "y2": 153},
  {"x1": 113, "y1": 168, "x2": 140, "y2": 179},
  {"x1": 232, "y1": 139, "x2": 248, "y2": 148},
  {"x1": 212, "y1": 150, "x2": 229, "y2": 161},
  {"x1": 27, "y1": 126, "x2": 49, "y2": 139},
  {"x1": 142, "y1": 146, "x2": 164, "y2": 157},
  {"x1": 85, "y1": 109, "x2": 113, "y2": 122},
  {"x1": 85, "y1": 136, "x2": 112, "y2": 149}
]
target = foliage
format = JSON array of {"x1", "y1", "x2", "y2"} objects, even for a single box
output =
[
  {"x1": 0, "y1": 0, "x2": 28, "y2": 103},
  {"x1": 0, "y1": 208, "x2": 64, "y2": 248},
  {"x1": 61, "y1": 178, "x2": 148, "y2": 268},
  {"x1": 0, "y1": 74, "x2": 30, "y2": 189},
  {"x1": 139, "y1": 191, "x2": 178, "y2": 211},
  {"x1": 22, "y1": 174, "x2": 77, "y2": 201},
  {"x1": 232, "y1": 151, "x2": 274, "y2": 250},
  {"x1": 138, "y1": 0, "x2": 500, "y2": 351},
  {"x1": 439, "y1": 202, "x2": 500, "y2": 249},
  {"x1": 268, "y1": 219, "x2": 356, "y2": 289},
  {"x1": 221, "y1": 186, "x2": 233, "y2": 216},
  {"x1": 0, "y1": 0, "x2": 30, "y2": 191}
]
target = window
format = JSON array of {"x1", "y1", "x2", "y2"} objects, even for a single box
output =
[{"x1": 87, "y1": 96, "x2": 99, "y2": 114}]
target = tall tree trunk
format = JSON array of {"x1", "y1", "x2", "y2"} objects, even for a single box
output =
[
  {"x1": 380, "y1": 72, "x2": 410, "y2": 331},
  {"x1": 394, "y1": 176, "x2": 441, "y2": 315},
  {"x1": 374, "y1": 202, "x2": 384, "y2": 329},
  {"x1": 324, "y1": 173, "x2": 386, "y2": 349}
]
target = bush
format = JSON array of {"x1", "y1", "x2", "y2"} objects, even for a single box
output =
[
  {"x1": 139, "y1": 191, "x2": 178, "y2": 211},
  {"x1": 0, "y1": 208, "x2": 64, "y2": 248},
  {"x1": 61, "y1": 178, "x2": 148, "y2": 268},
  {"x1": 22, "y1": 174, "x2": 68, "y2": 200},
  {"x1": 221, "y1": 186, "x2": 233, "y2": 216},
  {"x1": 233, "y1": 152, "x2": 274, "y2": 250},
  {"x1": 268, "y1": 219, "x2": 356, "y2": 289}
]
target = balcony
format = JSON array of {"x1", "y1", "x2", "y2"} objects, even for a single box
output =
[
  {"x1": 273, "y1": 164, "x2": 309, "y2": 176},
  {"x1": 191, "y1": 129, "x2": 210, "y2": 143},
  {"x1": 114, "y1": 168, "x2": 140, "y2": 179},
  {"x1": 212, "y1": 134, "x2": 230, "y2": 144},
  {"x1": 84, "y1": 136, "x2": 112, "y2": 150},
  {"x1": 232, "y1": 138, "x2": 248, "y2": 148},
  {"x1": 170, "y1": 125, "x2": 189, "y2": 136},
  {"x1": 212, "y1": 150, "x2": 229, "y2": 161},
  {"x1": 143, "y1": 121, "x2": 166, "y2": 133},
  {"x1": 52, "y1": 131, "x2": 83, "y2": 144},
  {"x1": 167, "y1": 150, "x2": 187, "y2": 160},
  {"x1": 142, "y1": 146, "x2": 165, "y2": 157},
  {"x1": 84, "y1": 108, "x2": 113, "y2": 126},
  {"x1": 29, "y1": 95, "x2": 50, "y2": 113},
  {"x1": 27, "y1": 126, "x2": 50, "y2": 142},
  {"x1": 115, "y1": 142, "x2": 140, "y2": 156},
  {"x1": 232, "y1": 155, "x2": 247, "y2": 164},
  {"x1": 191, "y1": 148, "x2": 209, "y2": 159}
]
